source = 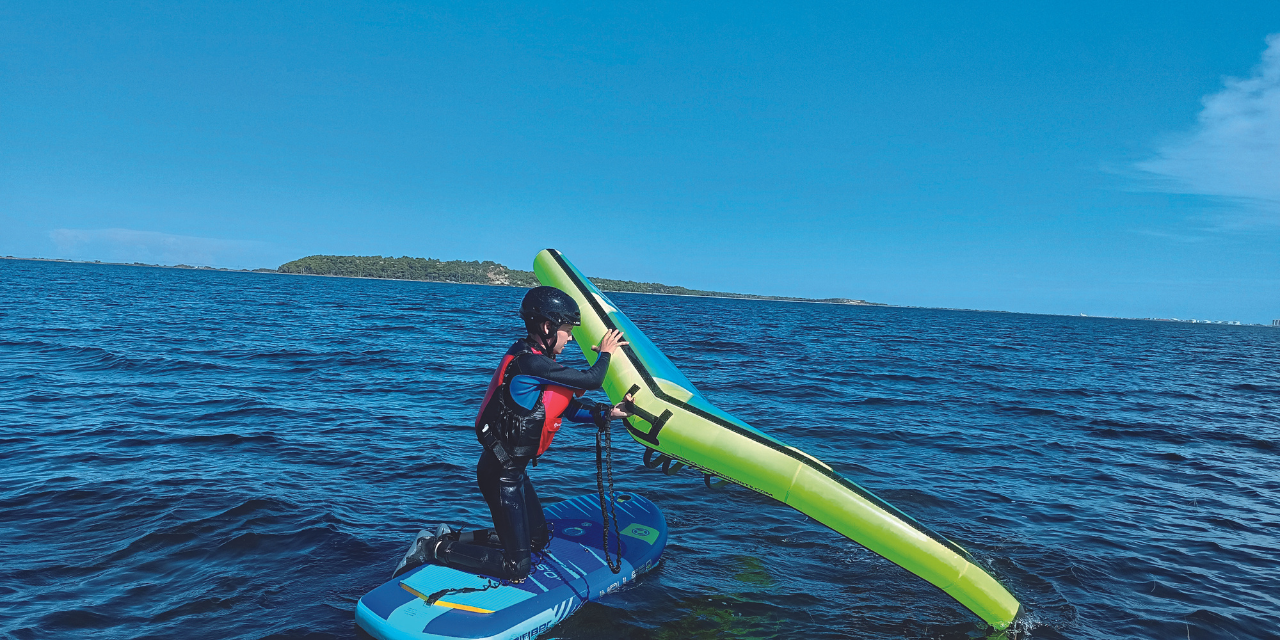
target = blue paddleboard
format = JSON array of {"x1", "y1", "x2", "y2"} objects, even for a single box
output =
[{"x1": 356, "y1": 492, "x2": 666, "y2": 640}]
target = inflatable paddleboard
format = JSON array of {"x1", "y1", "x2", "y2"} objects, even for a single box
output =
[
  {"x1": 533, "y1": 249, "x2": 1021, "y2": 630},
  {"x1": 356, "y1": 493, "x2": 666, "y2": 640}
]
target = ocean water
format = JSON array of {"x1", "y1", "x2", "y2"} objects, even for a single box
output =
[{"x1": 2, "y1": 258, "x2": 1277, "y2": 640}]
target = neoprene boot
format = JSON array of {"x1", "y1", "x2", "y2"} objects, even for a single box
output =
[{"x1": 391, "y1": 524, "x2": 453, "y2": 578}]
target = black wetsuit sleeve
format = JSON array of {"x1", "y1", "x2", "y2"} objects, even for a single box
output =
[
  {"x1": 565, "y1": 396, "x2": 610, "y2": 424},
  {"x1": 518, "y1": 352, "x2": 611, "y2": 390}
]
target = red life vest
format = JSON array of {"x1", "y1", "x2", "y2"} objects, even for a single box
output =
[{"x1": 475, "y1": 343, "x2": 583, "y2": 459}]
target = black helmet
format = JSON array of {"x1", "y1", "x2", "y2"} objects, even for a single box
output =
[{"x1": 520, "y1": 286, "x2": 581, "y2": 328}]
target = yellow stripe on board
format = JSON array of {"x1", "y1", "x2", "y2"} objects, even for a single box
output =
[
  {"x1": 432, "y1": 600, "x2": 495, "y2": 614},
  {"x1": 399, "y1": 583, "x2": 495, "y2": 614}
]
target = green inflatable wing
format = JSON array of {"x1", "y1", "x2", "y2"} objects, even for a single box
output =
[{"x1": 533, "y1": 248, "x2": 1021, "y2": 630}]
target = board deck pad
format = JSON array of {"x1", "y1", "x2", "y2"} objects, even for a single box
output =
[{"x1": 356, "y1": 492, "x2": 667, "y2": 640}]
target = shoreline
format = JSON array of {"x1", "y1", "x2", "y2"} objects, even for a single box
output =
[
  {"x1": 4, "y1": 255, "x2": 1271, "y2": 325},
  {"x1": 1, "y1": 255, "x2": 279, "y2": 274},
  {"x1": 1, "y1": 255, "x2": 885, "y2": 307}
]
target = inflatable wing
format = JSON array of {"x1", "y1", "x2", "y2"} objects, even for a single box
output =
[{"x1": 533, "y1": 249, "x2": 1020, "y2": 630}]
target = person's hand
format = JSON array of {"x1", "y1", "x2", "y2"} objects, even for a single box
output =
[
  {"x1": 610, "y1": 393, "x2": 634, "y2": 419},
  {"x1": 591, "y1": 329, "x2": 629, "y2": 356}
]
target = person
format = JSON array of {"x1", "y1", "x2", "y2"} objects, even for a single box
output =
[{"x1": 392, "y1": 286, "x2": 632, "y2": 581}]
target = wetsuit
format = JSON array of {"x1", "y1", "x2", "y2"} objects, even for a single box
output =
[{"x1": 433, "y1": 338, "x2": 611, "y2": 581}]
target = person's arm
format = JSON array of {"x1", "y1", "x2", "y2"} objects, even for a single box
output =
[
  {"x1": 563, "y1": 396, "x2": 607, "y2": 423},
  {"x1": 520, "y1": 328, "x2": 629, "y2": 390},
  {"x1": 565, "y1": 393, "x2": 637, "y2": 425},
  {"x1": 518, "y1": 352, "x2": 612, "y2": 390}
]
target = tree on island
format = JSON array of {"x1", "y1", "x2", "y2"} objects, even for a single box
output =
[{"x1": 277, "y1": 254, "x2": 880, "y2": 305}]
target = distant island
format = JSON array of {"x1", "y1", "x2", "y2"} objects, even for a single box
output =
[
  {"x1": 277, "y1": 254, "x2": 884, "y2": 306},
  {"x1": 6, "y1": 255, "x2": 1275, "y2": 324}
]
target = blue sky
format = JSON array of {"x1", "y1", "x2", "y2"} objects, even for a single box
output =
[{"x1": 3, "y1": 2, "x2": 1279, "y2": 322}]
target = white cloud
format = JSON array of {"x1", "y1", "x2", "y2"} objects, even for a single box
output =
[
  {"x1": 1136, "y1": 34, "x2": 1280, "y2": 217},
  {"x1": 49, "y1": 228, "x2": 278, "y2": 269}
]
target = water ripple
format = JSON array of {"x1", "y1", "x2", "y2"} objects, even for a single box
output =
[{"x1": 2, "y1": 259, "x2": 1278, "y2": 639}]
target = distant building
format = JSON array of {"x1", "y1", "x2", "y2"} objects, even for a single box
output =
[{"x1": 1274, "y1": 319, "x2": 1280, "y2": 327}]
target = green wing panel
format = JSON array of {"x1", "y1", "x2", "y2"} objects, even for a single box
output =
[{"x1": 532, "y1": 249, "x2": 1020, "y2": 630}]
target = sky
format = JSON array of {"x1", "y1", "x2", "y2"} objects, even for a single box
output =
[{"x1": 2, "y1": 2, "x2": 1279, "y2": 322}]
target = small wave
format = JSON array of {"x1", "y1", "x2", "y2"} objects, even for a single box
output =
[
  {"x1": 31, "y1": 609, "x2": 119, "y2": 631},
  {"x1": 826, "y1": 370, "x2": 941, "y2": 384},
  {"x1": 0, "y1": 338, "x2": 51, "y2": 347},
  {"x1": 1247, "y1": 438, "x2": 1275, "y2": 451},
  {"x1": 876, "y1": 488, "x2": 953, "y2": 510},
  {"x1": 855, "y1": 396, "x2": 927, "y2": 406},
  {"x1": 217, "y1": 496, "x2": 296, "y2": 519},
  {"x1": 164, "y1": 433, "x2": 281, "y2": 447},
  {"x1": 152, "y1": 596, "x2": 240, "y2": 623},
  {"x1": 995, "y1": 404, "x2": 1058, "y2": 417},
  {"x1": 1232, "y1": 382, "x2": 1280, "y2": 395},
  {"x1": 439, "y1": 307, "x2": 492, "y2": 315},
  {"x1": 56, "y1": 345, "x2": 232, "y2": 374},
  {"x1": 16, "y1": 393, "x2": 62, "y2": 403},
  {"x1": 193, "y1": 406, "x2": 297, "y2": 422},
  {"x1": 1028, "y1": 387, "x2": 1090, "y2": 397},
  {"x1": 968, "y1": 362, "x2": 1005, "y2": 371},
  {"x1": 240, "y1": 348, "x2": 323, "y2": 360},
  {"x1": 1200, "y1": 516, "x2": 1253, "y2": 533}
]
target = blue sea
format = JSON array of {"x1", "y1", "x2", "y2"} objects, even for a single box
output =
[{"x1": 2, "y1": 258, "x2": 1277, "y2": 639}]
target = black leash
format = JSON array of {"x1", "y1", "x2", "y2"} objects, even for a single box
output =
[
  {"x1": 422, "y1": 577, "x2": 502, "y2": 606},
  {"x1": 595, "y1": 416, "x2": 623, "y2": 574}
]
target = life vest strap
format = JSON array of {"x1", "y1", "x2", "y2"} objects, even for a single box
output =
[{"x1": 478, "y1": 422, "x2": 537, "y2": 467}]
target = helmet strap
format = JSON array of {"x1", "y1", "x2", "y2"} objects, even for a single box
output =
[{"x1": 528, "y1": 319, "x2": 558, "y2": 359}]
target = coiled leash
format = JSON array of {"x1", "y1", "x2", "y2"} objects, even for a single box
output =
[{"x1": 595, "y1": 409, "x2": 623, "y2": 574}]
